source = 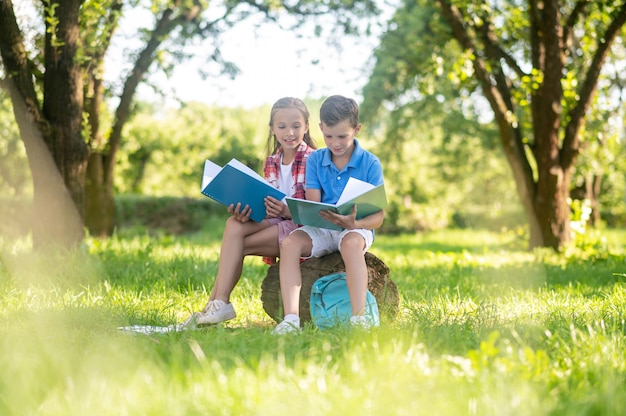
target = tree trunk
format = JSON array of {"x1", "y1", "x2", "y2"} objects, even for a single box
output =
[
  {"x1": 0, "y1": 0, "x2": 87, "y2": 248},
  {"x1": 437, "y1": 0, "x2": 626, "y2": 250},
  {"x1": 7, "y1": 85, "x2": 85, "y2": 248},
  {"x1": 533, "y1": 164, "x2": 573, "y2": 249},
  {"x1": 38, "y1": 0, "x2": 89, "y2": 247},
  {"x1": 85, "y1": 152, "x2": 116, "y2": 236},
  {"x1": 83, "y1": 3, "x2": 204, "y2": 236},
  {"x1": 589, "y1": 174, "x2": 602, "y2": 227},
  {"x1": 84, "y1": 69, "x2": 116, "y2": 236}
]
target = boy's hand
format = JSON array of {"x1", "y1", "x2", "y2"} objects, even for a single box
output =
[
  {"x1": 228, "y1": 202, "x2": 252, "y2": 223},
  {"x1": 319, "y1": 205, "x2": 358, "y2": 230},
  {"x1": 264, "y1": 196, "x2": 286, "y2": 218}
]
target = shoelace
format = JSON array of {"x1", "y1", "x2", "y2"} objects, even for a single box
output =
[{"x1": 202, "y1": 300, "x2": 216, "y2": 314}]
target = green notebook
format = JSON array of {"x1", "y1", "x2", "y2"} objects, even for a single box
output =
[{"x1": 286, "y1": 177, "x2": 387, "y2": 231}]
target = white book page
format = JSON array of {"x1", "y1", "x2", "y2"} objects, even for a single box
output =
[
  {"x1": 336, "y1": 177, "x2": 375, "y2": 206},
  {"x1": 201, "y1": 160, "x2": 222, "y2": 190},
  {"x1": 226, "y1": 158, "x2": 267, "y2": 183}
]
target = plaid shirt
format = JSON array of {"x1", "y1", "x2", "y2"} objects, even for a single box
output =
[
  {"x1": 262, "y1": 142, "x2": 313, "y2": 264},
  {"x1": 264, "y1": 141, "x2": 312, "y2": 199}
]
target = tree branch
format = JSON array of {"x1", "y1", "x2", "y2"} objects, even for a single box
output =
[
  {"x1": 562, "y1": 1, "x2": 626, "y2": 167},
  {"x1": 438, "y1": 0, "x2": 538, "y2": 230},
  {"x1": 0, "y1": 0, "x2": 45, "y2": 128},
  {"x1": 437, "y1": 1, "x2": 510, "y2": 130},
  {"x1": 104, "y1": 1, "x2": 205, "y2": 182},
  {"x1": 562, "y1": 1, "x2": 590, "y2": 57},
  {"x1": 528, "y1": 0, "x2": 542, "y2": 70},
  {"x1": 476, "y1": 12, "x2": 527, "y2": 79},
  {"x1": 477, "y1": 22, "x2": 518, "y2": 121}
]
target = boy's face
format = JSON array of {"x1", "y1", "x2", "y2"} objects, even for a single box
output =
[{"x1": 319, "y1": 120, "x2": 361, "y2": 159}]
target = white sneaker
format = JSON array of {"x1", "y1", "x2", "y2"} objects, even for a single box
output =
[
  {"x1": 350, "y1": 315, "x2": 371, "y2": 328},
  {"x1": 272, "y1": 314, "x2": 301, "y2": 334},
  {"x1": 176, "y1": 312, "x2": 201, "y2": 331},
  {"x1": 196, "y1": 300, "x2": 236, "y2": 325}
]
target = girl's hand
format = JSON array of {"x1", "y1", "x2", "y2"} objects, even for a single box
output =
[
  {"x1": 228, "y1": 202, "x2": 252, "y2": 223},
  {"x1": 264, "y1": 196, "x2": 286, "y2": 218}
]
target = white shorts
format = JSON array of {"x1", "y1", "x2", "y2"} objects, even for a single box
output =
[{"x1": 293, "y1": 226, "x2": 374, "y2": 259}]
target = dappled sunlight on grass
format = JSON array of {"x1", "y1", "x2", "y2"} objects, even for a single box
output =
[
  {"x1": 1, "y1": 228, "x2": 625, "y2": 414},
  {"x1": 375, "y1": 228, "x2": 525, "y2": 254}
]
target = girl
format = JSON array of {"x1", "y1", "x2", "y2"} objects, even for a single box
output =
[{"x1": 182, "y1": 97, "x2": 316, "y2": 327}]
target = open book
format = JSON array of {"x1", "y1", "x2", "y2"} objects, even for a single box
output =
[
  {"x1": 201, "y1": 158, "x2": 285, "y2": 223},
  {"x1": 286, "y1": 177, "x2": 387, "y2": 231}
]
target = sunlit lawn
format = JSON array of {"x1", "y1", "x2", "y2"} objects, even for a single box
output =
[{"x1": 1, "y1": 226, "x2": 625, "y2": 415}]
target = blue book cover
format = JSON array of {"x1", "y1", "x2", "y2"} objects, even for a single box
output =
[
  {"x1": 201, "y1": 158, "x2": 286, "y2": 223},
  {"x1": 286, "y1": 178, "x2": 387, "y2": 231}
]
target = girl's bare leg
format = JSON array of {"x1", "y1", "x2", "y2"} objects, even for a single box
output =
[{"x1": 208, "y1": 217, "x2": 279, "y2": 305}]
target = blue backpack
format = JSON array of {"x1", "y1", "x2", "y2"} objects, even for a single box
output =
[{"x1": 310, "y1": 272, "x2": 380, "y2": 330}]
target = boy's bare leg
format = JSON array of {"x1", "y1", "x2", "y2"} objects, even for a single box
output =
[
  {"x1": 340, "y1": 233, "x2": 368, "y2": 316},
  {"x1": 278, "y1": 230, "x2": 313, "y2": 316}
]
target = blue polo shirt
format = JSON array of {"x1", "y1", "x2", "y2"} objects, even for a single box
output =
[{"x1": 306, "y1": 139, "x2": 384, "y2": 204}]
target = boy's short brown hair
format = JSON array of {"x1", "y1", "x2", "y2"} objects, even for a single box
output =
[{"x1": 319, "y1": 95, "x2": 359, "y2": 128}]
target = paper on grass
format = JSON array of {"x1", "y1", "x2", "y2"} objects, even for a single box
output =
[{"x1": 118, "y1": 325, "x2": 179, "y2": 335}]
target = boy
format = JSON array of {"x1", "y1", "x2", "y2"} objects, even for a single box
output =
[{"x1": 274, "y1": 95, "x2": 385, "y2": 334}]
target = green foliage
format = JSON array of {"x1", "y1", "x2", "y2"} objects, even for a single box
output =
[
  {"x1": 360, "y1": 0, "x2": 455, "y2": 121},
  {"x1": 570, "y1": 42, "x2": 626, "y2": 221},
  {"x1": 15, "y1": 0, "x2": 624, "y2": 242},
  {"x1": 78, "y1": 0, "x2": 122, "y2": 65},
  {"x1": 1, "y1": 228, "x2": 625, "y2": 414},
  {"x1": 0, "y1": 92, "x2": 30, "y2": 196},
  {"x1": 362, "y1": 0, "x2": 626, "y2": 245},
  {"x1": 362, "y1": 97, "x2": 521, "y2": 232},
  {"x1": 42, "y1": 0, "x2": 64, "y2": 48},
  {"x1": 114, "y1": 194, "x2": 229, "y2": 235},
  {"x1": 114, "y1": 97, "x2": 526, "y2": 233},
  {"x1": 359, "y1": 0, "x2": 526, "y2": 232},
  {"x1": 116, "y1": 102, "x2": 271, "y2": 196}
]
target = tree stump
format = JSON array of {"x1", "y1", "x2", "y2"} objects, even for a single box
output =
[{"x1": 261, "y1": 251, "x2": 399, "y2": 324}]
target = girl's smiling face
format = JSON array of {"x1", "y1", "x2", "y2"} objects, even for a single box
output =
[{"x1": 271, "y1": 107, "x2": 309, "y2": 154}]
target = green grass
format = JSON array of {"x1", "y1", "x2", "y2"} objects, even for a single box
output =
[{"x1": 1, "y1": 227, "x2": 625, "y2": 415}]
